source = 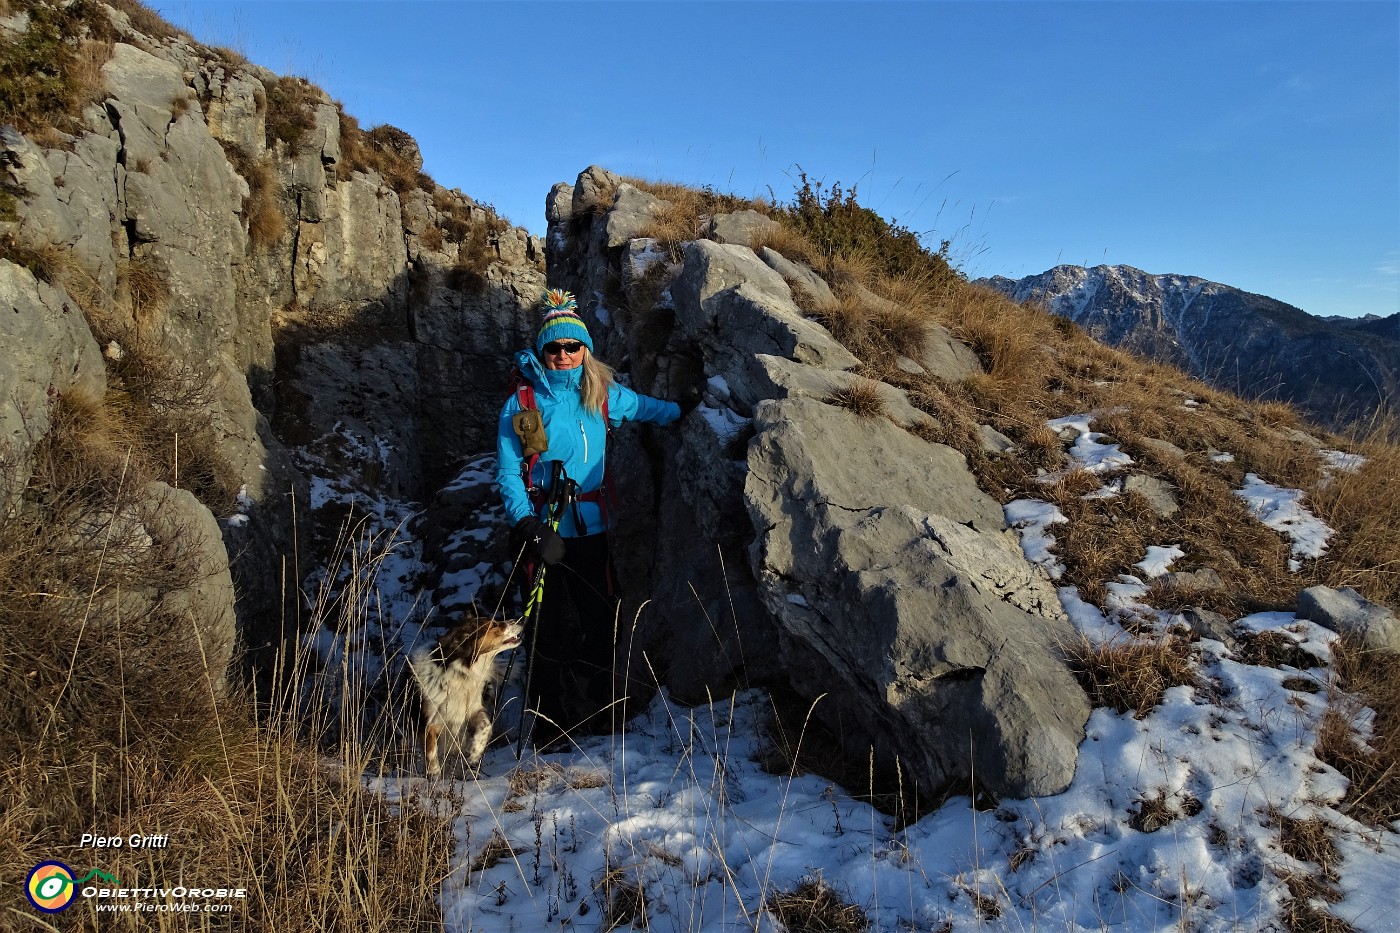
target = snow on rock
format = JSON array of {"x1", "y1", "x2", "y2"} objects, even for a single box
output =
[
  {"x1": 1004, "y1": 499, "x2": 1068, "y2": 579},
  {"x1": 1321, "y1": 449, "x2": 1365, "y2": 473}
]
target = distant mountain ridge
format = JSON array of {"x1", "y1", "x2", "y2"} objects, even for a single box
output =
[{"x1": 977, "y1": 264, "x2": 1398, "y2": 427}]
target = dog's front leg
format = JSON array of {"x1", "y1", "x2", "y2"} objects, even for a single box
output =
[
  {"x1": 466, "y1": 709, "x2": 493, "y2": 769},
  {"x1": 424, "y1": 722, "x2": 443, "y2": 777}
]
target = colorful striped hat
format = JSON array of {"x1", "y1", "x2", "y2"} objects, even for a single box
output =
[{"x1": 535, "y1": 289, "x2": 593, "y2": 354}]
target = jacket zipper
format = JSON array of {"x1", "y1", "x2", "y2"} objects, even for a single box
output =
[{"x1": 580, "y1": 420, "x2": 588, "y2": 463}]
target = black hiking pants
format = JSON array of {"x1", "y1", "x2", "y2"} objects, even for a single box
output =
[{"x1": 528, "y1": 533, "x2": 618, "y2": 746}]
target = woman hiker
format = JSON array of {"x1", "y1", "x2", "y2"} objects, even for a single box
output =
[{"x1": 495, "y1": 288, "x2": 689, "y2": 749}]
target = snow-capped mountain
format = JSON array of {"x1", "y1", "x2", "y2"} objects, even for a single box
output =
[{"x1": 978, "y1": 265, "x2": 1399, "y2": 427}]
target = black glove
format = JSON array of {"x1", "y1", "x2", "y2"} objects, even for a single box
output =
[
  {"x1": 677, "y1": 385, "x2": 703, "y2": 416},
  {"x1": 515, "y1": 516, "x2": 565, "y2": 566}
]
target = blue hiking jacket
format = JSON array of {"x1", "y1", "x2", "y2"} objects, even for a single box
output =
[{"x1": 495, "y1": 349, "x2": 681, "y2": 537}]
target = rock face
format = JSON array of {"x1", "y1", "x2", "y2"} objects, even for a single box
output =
[
  {"x1": 979, "y1": 264, "x2": 1399, "y2": 428},
  {"x1": 2, "y1": 4, "x2": 543, "y2": 679},
  {"x1": 546, "y1": 167, "x2": 1089, "y2": 799}
]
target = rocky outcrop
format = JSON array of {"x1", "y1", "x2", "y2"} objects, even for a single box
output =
[
  {"x1": 546, "y1": 168, "x2": 1089, "y2": 799},
  {"x1": 979, "y1": 264, "x2": 1399, "y2": 428},
  {"x1": 2, "y1": 3, "x2": 543, "y2": 677}
]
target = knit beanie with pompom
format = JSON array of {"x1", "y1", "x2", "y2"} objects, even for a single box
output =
[{"x1": 535, "y1": 289, "x2": 593, "y2": 354}]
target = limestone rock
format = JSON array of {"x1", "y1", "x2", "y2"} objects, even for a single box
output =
[
  {"x1": 1297, "y1": 586, "x2": 1400, "y2": 653},
  {"x1": 670, "y1": 240, "x2": 859, "y2": 382},
  {"x1": 0, "y1": 264, "x2": 106, "y2": 512},
  {"x1": 757, "y1": 247, "x2": 834, "y2": 306},
  {"x1": 1123, "y1": 474, "x2": 1179, "y2": 518},
  {"x1": 978, "y1": 424, "x2": 1017, "y2": 455},
  {"x1": 604, "y1": 184, "x2": 665, "y2": 248},
  {"x1": 134, "y1": 482, "x2": 238, "y2": 690},
  {"x1": 573, "y1": 164, "x2": 621, "y2": 216},
  {"x1": 745, "y1": 402, "x2": 1084, "y2": 796},
  {"x1": 708, "y1": 209, "x2": 778, "y2": 247},
  {"x1": 546, "y1": 182, "x2": 574, "y2": 224},
  {"x1": 742, "y1": 354, "x2": 936, "y2": 432}
]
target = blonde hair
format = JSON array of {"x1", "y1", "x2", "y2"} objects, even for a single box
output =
[{"x1": 580, "y1": 350, "x2": 615, "y2": 415}]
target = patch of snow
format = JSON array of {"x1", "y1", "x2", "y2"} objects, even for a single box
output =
[
  {"x1": 1210, "y1": 451, "x2": 1235, "y2": 464},
  {"x1": 1135, "y1": 545, "x2": 1185, "y2": 579},
  {"x1": 1235, "y1": 473, "x2": 1334, "y2": 565},
  {"x1": 697, "y1": 402, "x2": 750, "y2": 446},
  {"x1": 1321, "y1": 449, "x2": 1365, "y2": 473}
]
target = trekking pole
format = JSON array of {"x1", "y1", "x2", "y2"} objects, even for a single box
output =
[{"x1": 514, "y1": 460, "x2": 569, "y2": 759}]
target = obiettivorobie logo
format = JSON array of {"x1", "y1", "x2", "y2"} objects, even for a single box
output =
[
  {"x1": 25, "y1": 862, "x2": 120, "y2": 913},
  {"x1": 25, "y1": 859, "x2": 247, "y2": 916}
]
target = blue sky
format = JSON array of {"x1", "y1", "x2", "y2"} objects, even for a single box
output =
[{"x1": 150, "y1": 1, "x2": 1399, "y2": 319}]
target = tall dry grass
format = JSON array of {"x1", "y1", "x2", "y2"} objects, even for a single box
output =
[{"x1": 0, "y1": 410, "x2": 454, "y2": 929}]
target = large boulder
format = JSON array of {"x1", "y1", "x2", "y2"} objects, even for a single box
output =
[{"x1": 745, "y1": 398, "x2": 1084, "y2": 797}]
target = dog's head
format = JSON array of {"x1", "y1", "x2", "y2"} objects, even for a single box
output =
[{"x1": 434, "y1": 613, "x2": 524, "y2": 665}]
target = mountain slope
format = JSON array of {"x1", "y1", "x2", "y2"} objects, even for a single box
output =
[{"x1": 978, "y1": 264, "x2": 1399, "y2": 427}]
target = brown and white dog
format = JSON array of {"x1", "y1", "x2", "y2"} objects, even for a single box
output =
[{"x1": 407, "y1": 613, "x2": 523, "y2": 777}]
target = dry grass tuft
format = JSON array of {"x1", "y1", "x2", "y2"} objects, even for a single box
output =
[
  {"x1": 220, "y1": 140, "x2": 287, "y2": 247},
  {"x1": 117, "y1": 254, "x2": 171, "y2": 329},
  {"x1": 0, "y1": 232, "x2": 76, "y2": 285},
  {"x1": 263, "y1": 75, "x2": 320, "y2": 152},
  {"x1": 1066, "y1": 633, "x2": 1198, "y2": 718},
  {"x1": 337, "y1": 111, "x2": 436, "y2": 195},
  {"x1": 826, "y1": 377, "x2": 887, "y2": 419},
  {"x1": 1129, "y1": 790, "x2": 1203, "y2": 833},
  {"x1": 766, "y1": 874, "x2": 870, "y2": 933},
  {"x1": 1315, "y1": 639, "x2": 1400, "y2": 828}
]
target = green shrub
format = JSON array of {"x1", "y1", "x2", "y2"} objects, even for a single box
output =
[
  {"x1": 778, "y1": 170, "x2": 960, "y2": 289},
  {"x1": 0, "y1": 0, "x2": 115, "y2": 134}
]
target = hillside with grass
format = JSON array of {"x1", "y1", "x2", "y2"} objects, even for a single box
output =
[
  {"x1": 2, "y1": 1, "x2": 1399, "y2": 931},
  {"x1": 979, "y1": 263, "x2": 1400, "y2": 431}
]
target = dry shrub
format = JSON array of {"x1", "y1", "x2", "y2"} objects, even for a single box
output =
[
  {"x1": 766, "y1": 874, "x2": 869, "y2": 933},
  {"x1": 117, "y1": 254, "x2": 171, "y2": 330},
  {"x1": 263, "y1": 75, "x2": 319, "y2": 152},
  {"x1": 1067, "y1": 633, "x2": 1197, "y2": 717},
  {"x1": 826, "y1": 377, "x2": 886, "y2": 419}
]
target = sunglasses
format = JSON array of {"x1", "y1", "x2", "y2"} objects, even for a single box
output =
[{"x1": 543, "y1": 341, "x2": 585, "y2": 355}]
